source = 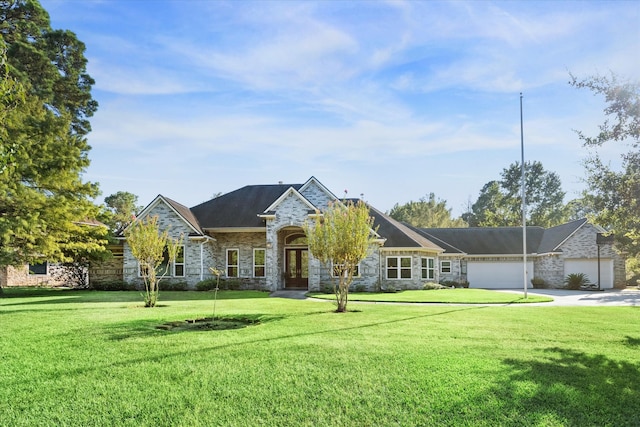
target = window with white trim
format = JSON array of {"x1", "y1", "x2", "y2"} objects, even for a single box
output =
[
  {"x1": 173, "y1": 246, "x2": 185, "y2": 277},
  {"x1": 227, "y1": 249, "x2": 239, "y2": 277},
  {"x1": 386, "y1": 256, "x2": 412, "y2": 279},
  {"x1": 331, "y1": 262, "x2": 360, "y2": 278},
  {"x1": 440, "y1": 260, "x2": 451, "y2": 274},
  {"x1": 421, "y1": 257, "x2": 435, "y2": 280},
  {"x1": 138, "y1": 245, "x2": 185, "y2": 277},
  {"x1": 253, "y1": 248, "x2": 265, "y2": 278}
]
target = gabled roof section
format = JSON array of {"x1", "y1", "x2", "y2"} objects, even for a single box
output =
[
  {"x1": 191, "y1": 183, "x2": 302, "y2": 229},
  {"x1": 263, "y1": 186, "x2": 317, "y2": 213},
  {"x1": 136, "y1": 195, "x2": 203, "y2": 235},
  {"x1": 538, "y1": 218, "x2": 590, "y2": 253},
  {"x1": 298, "y1": 176, "x2": 340, "y2": 203},
  {"x1": 367, "y1": 205, "x2": 443, "y2": 251},
  {"x1": 419, "y1": 226, "x2": 545, "y2": 255}
]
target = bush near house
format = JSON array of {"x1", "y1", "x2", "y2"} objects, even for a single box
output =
[
  {"x1": 89, "y1": 280, "x2": 136, "y2": 291},
  {"x1": 531, "y1": 277, "x2": 546, "y2": 289},
  {"x1": 423, "y1": 282, "x2": 448, "y2": 290},
  {"x1": 564, "y1": 273, "x2": 591, "y2": 290},
  {"x1": 195, "y1": 278, "x2": 242, "y2": 291},
  {"x1": 159, "y1": 282, "x2": 188, "y2": 291},
  {"x1": 441, "y1": 280, "x2": 470, "y2": 288}
]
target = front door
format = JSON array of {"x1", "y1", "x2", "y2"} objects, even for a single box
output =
[{"x1": 285, "y1": 248, "x2": 308, "y2": 289}]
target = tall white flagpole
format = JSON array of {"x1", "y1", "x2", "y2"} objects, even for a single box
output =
[{"x1": 520, "y1": 93, "x2": 528, "y2": 299}]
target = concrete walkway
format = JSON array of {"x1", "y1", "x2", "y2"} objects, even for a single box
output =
[
  {"x1": 499, "y1": 288, "x2": 640, "y2": 306},
  {"x1": 269, "y1": 290, "x2": 309, "y2": 300},
  {"x1": 270, "y1": 288, "x2": 640, "y2": 306}
]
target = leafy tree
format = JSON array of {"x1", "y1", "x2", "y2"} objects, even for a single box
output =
[
  {"x1": 463, "y1": 181, "x2": 514, "y2": 227},
  {"x1": 564, "y1": 198, "x2": 596, "y2": 222},
  {"x1": 464, "y1": 161, "x2": 567, "y2": 227},
  {"x1": 125, "y1": 215, "x2": 183, "y2": 308},
  {"x1": 0, "y1": 1, "x2": 104, "y2": 269},
  {"x1": 570, "y1": 72, "x2": 639, "y2": 263},
  {"x1": 388, "y1": 193, "x2": 467, "y2": 228},
  {"x1": 304, "y1": 200, "x2": 378, "y2": 313},
  {"x1": 103, "y1": 191, "x2": 142, "y2": 235}
]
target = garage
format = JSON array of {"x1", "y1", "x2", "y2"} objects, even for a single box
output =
[
  {"x1": 467, "y1": 261, "x2": 533, "y2": 289},
  {"x1": 564, "y1": 258, "x2": 613, "y2": 289}
]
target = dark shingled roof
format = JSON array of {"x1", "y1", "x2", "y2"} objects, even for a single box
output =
[
  {"x1": 190, "y1": 184, "x2": 302, "y2": 229},
  {"x1": 417, "y1": 227, "x2": 544, "y2": 255},
  {"x1": 414, "y1": 218, "x2": 589, "y2": 255},
  {"x1": 162, "y1": 196, "x2": 202, "y2": 234},
  {"x1": 537, "y1": 218, "x2": 588, "y2": 253},
  {"x1": 367, "y1": 205, "x2": 443, "y2": 251}
]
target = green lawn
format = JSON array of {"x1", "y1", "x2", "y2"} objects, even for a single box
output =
[
  {"x1": 1, "y1": 288, "x2": 638, "y2": 426},
  {"x1": 309, "y1": 288, "x2": 554, "y2": 304}
]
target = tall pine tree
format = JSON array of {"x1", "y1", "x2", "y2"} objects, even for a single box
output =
[{"x1": 0, "y1": 1, "x2": 106, "y2": 268}]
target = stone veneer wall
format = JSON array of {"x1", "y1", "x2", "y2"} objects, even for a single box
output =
[
  {"x1": 123, "y1": 201, "x2": 213, "y2": 288},
  {"x1": 380, "y1": 250, "x2": 440, "y2": 290},
  {"x1": 208, "y1": 232, "x2": 268, "y2": 290},
  {"x1": 438, "y1": 255, "x2": 465, "y2": 284},
  {"x1": 533, "y1": 255, "x2": 564, "y2": 288},
  {"x1": 300, "y1": 180, "x2": 334, "y2": 211},
  {"x1": 557, "y1": 223, "x2": 626, "y2": 288},
  {"x1": 0, "y1": 264, "x2": 71, "y2": 287},
  {"x1": 265, "y1": 192, "x2": 317, "y2": 291},
  {"x1": 316, "y1": 247, "x2": 382, "y2": 292}
]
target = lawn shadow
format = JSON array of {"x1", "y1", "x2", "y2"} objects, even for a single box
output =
[
  {"x1": 107, "y1": 313, "x2": 287, "y2": 340},
  {"x1": 0, "y1": 288, "x2": 271, "y2": 307},
  {"x1": 624, "y1": 336, "x2": 640, "y2": 347},
  {"x1": 489, "y1": 347, "x2": 640, "y2": 425}
]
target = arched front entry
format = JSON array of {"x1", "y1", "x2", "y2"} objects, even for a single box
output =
[{"x1": 283, "y1": 231, "x2": 308, "y2": 290}]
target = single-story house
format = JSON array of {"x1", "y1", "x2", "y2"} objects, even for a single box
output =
[{"x1": 117, "y1": 177, "x2": 625, "y2": 291}]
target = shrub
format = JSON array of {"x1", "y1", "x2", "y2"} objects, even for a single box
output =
[
  {"x1": 382, "y1": 283, "x2": 398, "y2": 293},
  {"x1": 531, "y1": 276, "x2": 546, "y2": 289},
  {"x1": 160, "y1": 281, "x2": 188, "y2": 291},
  {"x1": 354, "y1": 284, "x2": 366, "y2": 293},
  {"x1": 90, "y1": 280, "x2": 135, "y2": 291},
  {"x1": 564, "y1": 273, "x2": 591, "y2": 290},
  {"x1": 440, "y1": 280, "x2": 469, "y2": 288},
  {"x1": 195, "y1": 279, "x2": 217, "y2": 291},
  {"x1": 423, "y1": 282, "x2": 447, "y2": 290},
  {"x1": 321, "y1": 284, "x2": 334, "y2": 294},
  {"x1": 222, "y1": 279, "x2": 242, "y2": 290}
]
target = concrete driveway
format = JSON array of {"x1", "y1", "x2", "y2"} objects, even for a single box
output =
[{"x1": 504, "y1": 288, "x2": 640, "y2": 306}]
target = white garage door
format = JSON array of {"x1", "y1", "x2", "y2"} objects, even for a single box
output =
[
  {"x1": 467, "y1": 261, "x2": 533, "y2": 289},
  {"x1": 564, "y1": 259, "x2": 613, "y2": 289}
]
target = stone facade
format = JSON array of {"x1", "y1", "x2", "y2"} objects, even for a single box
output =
[
  {"x1": 123, "y1": 200, "x2": 212, "y2": 288},
  {"x1": 0, "y1": 264, "x2": 79, "y2": 288},
  {"x1": 438, "y1": 255, "x2": 466, "y2": 284},
  {"x1": 535, "y1": 223, "x2": 625, "y2": 289},
  {"x1": 112, "y1": 179, "x2": 627, "y2": 293}
]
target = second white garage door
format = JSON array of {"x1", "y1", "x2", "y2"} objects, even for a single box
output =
[
  {"x1": 467, "y1": 261, "x2": 533, "y2": 289},
  {"x1": 564, "y1": 259, "x2": 613, "y2": 289}
]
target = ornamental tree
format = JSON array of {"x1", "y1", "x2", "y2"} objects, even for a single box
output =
[
  {"x1": 304, "y1": 200, "x2": 378, "y2": 313},
  {"x1": 125, "y1": 215, "x2": 183, "y2": 307}
]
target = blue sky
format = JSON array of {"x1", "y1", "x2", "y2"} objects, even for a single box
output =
[{"x1": 41, "y1": 0, "x2": 639, "y2": 216}]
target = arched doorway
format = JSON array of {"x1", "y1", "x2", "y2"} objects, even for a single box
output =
[{"x1": 283, "y1": 232, "x2": 308, "y2": 290}]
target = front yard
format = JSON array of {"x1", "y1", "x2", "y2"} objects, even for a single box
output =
[{"x1": 1, "y1": 288, "x2": 638, "y2": 426}]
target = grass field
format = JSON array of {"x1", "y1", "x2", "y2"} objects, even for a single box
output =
[{"x1": 1, "y1": 288, "x2": 638, "y2": 426}]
